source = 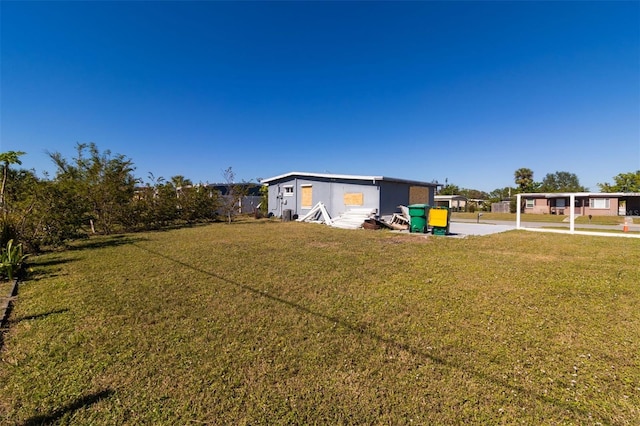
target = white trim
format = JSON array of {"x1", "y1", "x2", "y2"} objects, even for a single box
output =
[
  {"x1": 434, "y1": 195, "x2": 467, "y2": 201},
  {"x1": 263, "y1": 171, "x2": 382, "y2": 183}
]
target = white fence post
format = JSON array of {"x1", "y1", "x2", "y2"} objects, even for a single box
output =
[
  {"x1": 516, "y1": 194, "x2": 521, "y2": 229},
  {"x1": 570, "y1": 194, "x2": 575, "y2": 234}
]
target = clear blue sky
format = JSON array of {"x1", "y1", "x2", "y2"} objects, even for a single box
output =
[{"x1": 2, "y1": 1, "x2": 639, "y2": 192}]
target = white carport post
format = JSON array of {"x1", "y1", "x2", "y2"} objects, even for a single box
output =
[
  {"x1": 569, "y1": 193, "x2": 575, "y2": 234},
  {"x1": 516, "y1": 194, "x2": 521, "y2": 229}
]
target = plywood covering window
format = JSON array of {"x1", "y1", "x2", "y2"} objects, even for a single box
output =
[
  {"x1": 409, "y1": 186, "x2": 430, "y2": 204},
  {"x1": 344, "y1": 192, "x2": 364, "y2": 206},
  {"x1": 301, "y1": 185, "x2": 313, "y2": 208}
]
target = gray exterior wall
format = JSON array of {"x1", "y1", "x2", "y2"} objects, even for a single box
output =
[
  {"x1": 268, "y1": 177, "x2": 380, "y2": 218},
  {"x1": 266, "y1": 175, "x2": 435, "y2": 219},
  {"x1": 379, "y1": 181, "x2": 410, "y2": 216}
]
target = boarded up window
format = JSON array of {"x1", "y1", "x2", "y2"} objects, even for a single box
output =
[
  {"x1": 344, "y1": 192, "x2": 364, "y2": 206},
  {"x1": 409, "y1": 186, "x2": 430, "y2": 204},
  {"x1": 301, "y1": 185, "x2": 313, "y2": 208}
]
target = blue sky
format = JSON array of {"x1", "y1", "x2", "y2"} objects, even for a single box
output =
[{"x1": 2, "y1": 1, "x2": 639, "y2": 192}]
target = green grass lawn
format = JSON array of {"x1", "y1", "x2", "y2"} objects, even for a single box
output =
[{"x1": 1, "y1": 220, "x2": 639, "y2": 424}]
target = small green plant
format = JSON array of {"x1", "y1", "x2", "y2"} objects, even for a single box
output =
[{"x1": 0, "y1": 239, "x2": 29, "y2": 281}]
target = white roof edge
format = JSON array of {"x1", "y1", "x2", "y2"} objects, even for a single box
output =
[
  {"x1": 434, "y1": 195, "x2": 468, "y2": 200},
  {"x1": 261, "y1": 171, "x2": 437, "y2": 186},
  {"x1": 261, "y1": 171, "x2": 381, "y2": 183}
]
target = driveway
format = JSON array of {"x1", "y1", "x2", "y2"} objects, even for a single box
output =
[
  {"x1": 449, "y1": 218, "x2": 640, "y2": 237},
  {"x1": 448, "y1": 221, "x2": 516, "y2": 237}
]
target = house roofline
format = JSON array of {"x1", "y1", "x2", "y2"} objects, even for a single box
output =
[{"x1": 260, "y1": 171, "x2": 438, "y2": 187}]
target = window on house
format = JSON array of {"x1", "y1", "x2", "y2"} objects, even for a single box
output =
[
  {"x1": 525, "y1": 199, "x2": 534, "y2": 208},
  {"x1": 556, "y1": 199, "x2": 566, "y2": 208},
  {"x1": 283, "y1": 186, "x2": 294, "y2": 196},
  {"x1": 589, "y1": 198, "x2": 610, "y2": 209}
]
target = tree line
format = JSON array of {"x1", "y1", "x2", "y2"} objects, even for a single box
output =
[
  {"x1": 1, "y1": 143, "x2": 262, "y2": 253},
  {"x1": 3, "y1": 142, "x2": 637, "y2": 251}
]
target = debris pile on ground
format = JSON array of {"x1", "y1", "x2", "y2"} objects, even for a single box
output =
[
  {"x1": 385, "y1": 212, "x2": 410, "y2": 230},
  {"x1": 296, "y1": 202, "x2": 333, "y2": 225},
  {"x1": 296, "y1": 202, "x2": 411, "y2": 231},
  {"x1": 332, "y1": 208, "x2": 378, "y2": 229}
]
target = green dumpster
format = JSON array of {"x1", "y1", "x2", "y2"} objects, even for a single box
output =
[
  {"x1": 408, "y1": 204, "x2": 430, "y2": 233},
  {"x1": 429, "y1": 206, "x2": 450, "y2": 235}
]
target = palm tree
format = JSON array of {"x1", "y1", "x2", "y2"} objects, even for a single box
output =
[
  {"x1": 514, "y1": 168, "x2": 534, "y2": 192},
  {"x1": 170, "y1": 175, "x2": 193, "y2": 190}
]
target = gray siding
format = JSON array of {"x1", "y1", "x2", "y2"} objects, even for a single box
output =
[
  {"x1": 268, "y1": 177, "x2": 380, "y2": 218},
  {"x1": 266, "y1": 174, "x2": 435, "y2": 219},
  {"x1": 326, "y1": 182, "x2": 380, "y2": 217}
]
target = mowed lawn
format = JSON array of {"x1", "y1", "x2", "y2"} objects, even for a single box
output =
[{"x1": 1, "y1": 220, "x2": 639, "y2": 424}]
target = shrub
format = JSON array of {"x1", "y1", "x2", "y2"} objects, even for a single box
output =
[{"x1": 0, "y1": 239, "x2": 29, "y2": 281}]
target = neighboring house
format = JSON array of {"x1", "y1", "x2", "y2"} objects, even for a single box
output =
[
  {"x1": 211, "y1": 184, "x2": 262, "y2": 214},
  {"x1": 261, "y1": 172, "x2": 438, "y2": 219},
  {"x1": 134, "y1": 183, "x2": 263, "y2": 214},
  {"x1": 434, "y1": 195, "x2": 468, "y2": 212},
  {"x1": 520, "y1": 192, "x2": 640, "y2": 216}
]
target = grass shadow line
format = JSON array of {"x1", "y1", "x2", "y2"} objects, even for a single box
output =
[
  {"x1": 12, "y1": 308, "x2": 70, "y2": 324},
  {"x1": 28, "y1": 258, "x2": 74, "y2": 268},
  {"x1": 67, "y1": 235, "x2": 148, "y2": 252},
  {"x1": 21, "y1": 389, "x2": 114, "y2": 426}
]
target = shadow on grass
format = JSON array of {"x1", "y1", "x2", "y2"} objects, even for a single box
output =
[
  {"x1": 224, "y1": 218, "x2": 279, "y2": 226},
  {"x1": 21, "y1": 389, "x2": 114, "y2": 426},
  {"x1": 29, "y1": 257, "x2": 74, "y2": 268},
  {"x1": 134, "y1": 243, "x2": 602, "y2": 422},
  {"x1": 68, "y1": 234, "x2": 147, "y2": 252},
  {"x1": 25, "y1": 257, "x2": 75, "y2": 282},
  {"x1": 12, "y1": 308, "x2": 70, "y2": 324}
]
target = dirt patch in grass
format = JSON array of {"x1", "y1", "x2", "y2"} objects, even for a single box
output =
[
  {"x1": 306, "y1": 241, "x2": 342, "y2": 249},
  {"x1": 382, "y1": 234, "x2": 431, "y2": 244},
  {"x1": 482, "y1": 250, "x2": 560, "y2": 263}
]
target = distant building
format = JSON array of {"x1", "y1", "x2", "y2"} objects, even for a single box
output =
[
  {"x1": 519, "y1": 192, "x2": 640, "y2": 216},
  {"x1": 209, "y1": 184, "x2": 262, "y2": 214},
  {"x1": 134, "y1": 183, "x2": 263, "y2": 214},
  {"x1": 434, "y1": 195, "x2": 468, "y2": 212}
]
